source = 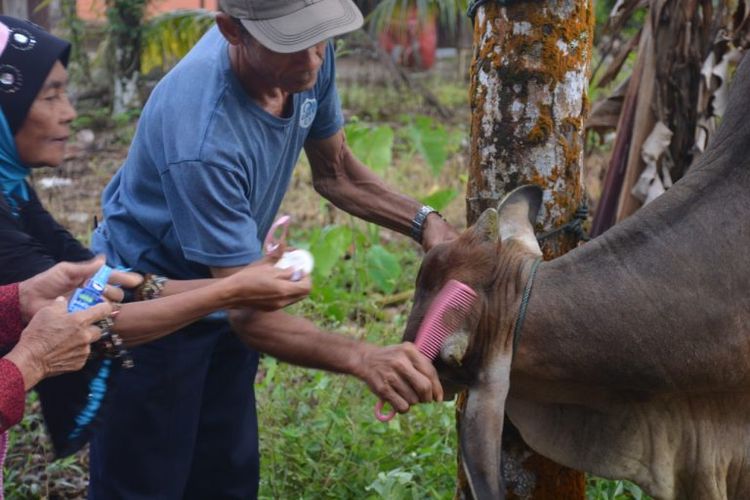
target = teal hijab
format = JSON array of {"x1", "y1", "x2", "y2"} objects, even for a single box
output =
[{"x1": 0, "y1": 109, "x2": 28, "y2": 216}]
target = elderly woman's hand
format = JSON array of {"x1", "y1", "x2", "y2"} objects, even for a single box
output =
[
  {"x1": 4, "y1": 297, "x2": 111, "y2": 390},
  {"x1": 18, "y1": 257, "x2": 142, "y2": 322},
  {"x1": 223, "y1": 259, "x2": 312, "y2": 311}
]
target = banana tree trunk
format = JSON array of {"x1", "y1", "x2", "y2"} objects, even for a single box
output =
[
  {"x1": 107, "y1": 0, "x2": 145, "y2": 115},
  {"x1": 460, "y1": 1, "x2": 594, "y2": 498},
  {"x1": 592, "y1": 0, "x2": 734, "y2": 235}
]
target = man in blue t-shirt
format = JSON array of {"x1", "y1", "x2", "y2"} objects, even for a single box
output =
[{"x1": 90, "y1": 0, "x2": 457, "y2": 497}]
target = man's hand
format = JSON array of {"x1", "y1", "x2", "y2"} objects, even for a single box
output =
[
  {"x1": 4, "y1": 297, "x2": 111, "y2": 390},
  {"x1": 421, "y1": 213, "x2": 459, "y2": 252},
  {"x1": 18, "y1": 257, "x2": 142, "y2": 322},
  {"x1": 354, "y1": 342, "x2": 444, "y2": 413}
]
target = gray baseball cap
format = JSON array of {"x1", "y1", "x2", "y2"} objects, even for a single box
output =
[{"x1": 219, "y1": 0, "x2": 364, "y2": 53}]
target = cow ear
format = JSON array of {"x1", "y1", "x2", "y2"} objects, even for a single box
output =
[
  {"x1": 471, "y1": 207, "x2": 499, "y2": 242},
  {"x1": 460, "y1": 355, "x2": 511, "y2": 500},
  {"x1": 497, "y1": 185, "x2": 543, "y2": 255}
]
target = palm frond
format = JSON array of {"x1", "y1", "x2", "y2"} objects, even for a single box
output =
[{"x1": 141, "y1": 9, "x2": 215, "y2": 75}]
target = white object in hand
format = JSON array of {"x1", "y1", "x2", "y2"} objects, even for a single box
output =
[{"x1": 275, "y1": 249, "x2": 314, "y2": 281}]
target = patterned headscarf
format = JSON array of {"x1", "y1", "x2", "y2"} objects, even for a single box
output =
[
  {"x1": 0, "y1": 16, "x2": 71, "y2": 135},
  {"x1": 0, "y1": 17, "x2": 70, "y2": 215}
]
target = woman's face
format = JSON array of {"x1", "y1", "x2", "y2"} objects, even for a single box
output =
[{"x1": 14, "y1": 61, "x2": 76, "y2": 168}]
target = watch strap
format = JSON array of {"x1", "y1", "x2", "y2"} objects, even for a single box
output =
[{"x1": 411, "y1": 205, "x2": 441, "y2": 243}]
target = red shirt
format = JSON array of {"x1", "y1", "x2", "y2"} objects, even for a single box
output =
[{"x1": 0, "y1": 283, "x2": 25, "y2": 432}]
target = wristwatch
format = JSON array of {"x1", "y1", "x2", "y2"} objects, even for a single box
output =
[{"x1": 411, "y1": 205, "x2": 442, "y2": 244}]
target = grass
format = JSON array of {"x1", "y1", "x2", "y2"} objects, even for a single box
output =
[
  {"x1": 256, "y1": 336, "x2": 459, "y2": 499},
  {"x1": 5, "y1": 52, "x2": 649, "y2": 499}
]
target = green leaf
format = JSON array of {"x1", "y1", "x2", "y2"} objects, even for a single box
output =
[
  {"x1": 344, "y1": 121, "x2": 369, "y2": 145},
  {"x1": 310, "y1": 225, "x2": 352, "y2": 280},
  {"x1": 365, "y1": 245, "x2": 401, "y2": 294},
  {"x1": 420, "y1": 188, "x2": 458, "y2": 212},
  {"x1": 408, "y1": 115, "x2": 449, "y2": 176},
  {"x1": 345, "y1": 123, "x2": 394, "y2": 173}
]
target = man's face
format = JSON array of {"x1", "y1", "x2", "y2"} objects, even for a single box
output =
[{"x1": 244, "y1": 37, "x2": 328, "y2": 93}]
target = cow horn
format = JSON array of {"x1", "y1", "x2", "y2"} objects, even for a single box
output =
[
  {"x1": 472, "y1": 207, "x2": 499, "y2": 242},
  {"x1": 497, "y1": 185, "x2": 543, "y2": 256}
]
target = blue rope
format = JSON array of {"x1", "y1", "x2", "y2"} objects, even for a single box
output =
[{"x1": 512, "y1": 257, "x2": 541, "y2": 356}]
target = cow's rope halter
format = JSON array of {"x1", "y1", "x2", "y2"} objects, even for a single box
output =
[
  {"x1": 511, "y1": 257, "x2": 542, "y2": 357},
  {"x1": 536, "y1": 203, "x2": 591, "y2": 243}
]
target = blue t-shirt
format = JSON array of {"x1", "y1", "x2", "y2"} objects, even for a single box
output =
[{"x1": 92, "y1": 27, "x2": 343, "y2": 279}]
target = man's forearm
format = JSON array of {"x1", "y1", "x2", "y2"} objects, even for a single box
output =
[
  {"x1": 229, "y1": 308, "x2": 368, "y2": 377},
  {"x1": 306, "y1": 134, "x2": 457, "y2": 250},
  {"x1": 308, "y1": 139, "x2": 419, "y2": 236},
  {"x1": 230, "y1": 308, "x2": 444, "y2": 412}
]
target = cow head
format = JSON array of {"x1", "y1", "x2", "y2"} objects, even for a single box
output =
[{"x1": 403, "y1": 185, "x2": 543, "y2": 499}]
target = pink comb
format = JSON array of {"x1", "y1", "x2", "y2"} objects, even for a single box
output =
[
  {"x1": 264, "y1": 214, "x2": 291, "y2": 255},
  {"x1": 375, "y1": 279, "x2": 478, "y2": 422}
]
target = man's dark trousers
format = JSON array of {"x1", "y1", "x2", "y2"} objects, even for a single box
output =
[{"x1": 89, "y1": 319, "x2": 260, "y2": 499}]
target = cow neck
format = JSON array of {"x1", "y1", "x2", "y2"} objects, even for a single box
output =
[{"x1": 468, "y1": 243, "x2": 541, "y2": 370}]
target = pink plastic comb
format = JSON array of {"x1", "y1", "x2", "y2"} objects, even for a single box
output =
[
  {"x1": 375, "y1": 279, "x2": 478, "y2": 422},
  {"x1": 264, "y1": 215, "x2": 291, "y2": 255}
]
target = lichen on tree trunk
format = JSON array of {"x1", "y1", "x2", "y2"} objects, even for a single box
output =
[
  {"x1": 467, "y1": 0, "x2": 592, "y2": 255},
  {"x1": 460, "y1": 0, "x2": 594, "y2": 498}
]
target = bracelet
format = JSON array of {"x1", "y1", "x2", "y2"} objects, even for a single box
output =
[
  {"x1": 134, "y1": 274, "x2": 168, "y2": 301},
  {"x1": 411, "y1": 205, "x2": 442, "y2": 244},
  {"x1": 93, "y1": 316, "x2": 134, "y2": 369}
]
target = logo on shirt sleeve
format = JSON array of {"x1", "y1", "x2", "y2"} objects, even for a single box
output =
[{"x1": 299, "y1": 98, "x2": 317, "y2": 129}]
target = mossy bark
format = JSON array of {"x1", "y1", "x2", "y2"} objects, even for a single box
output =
[{"x1": 459, "y1": 0, "x2": 593, "y2": 498}]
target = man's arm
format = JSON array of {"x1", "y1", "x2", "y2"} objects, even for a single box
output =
[
  {"x1": 305, "y1": 130, "x2": 458, "y2": 251},
  {"x1": 230, "y1": 308, "x2": 441, "y2": 413},
  {"x1": 212, "y1": 266, "x2": 442, "y2": 413}
]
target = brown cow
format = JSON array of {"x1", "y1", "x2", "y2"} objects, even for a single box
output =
[{"x1": 403, "y1": 54, "x2": 750, "y2": 500}]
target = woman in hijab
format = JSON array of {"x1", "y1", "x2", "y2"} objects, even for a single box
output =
[{"x1": 0, "y1": 16, "x2": 311, "y2": 457}]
